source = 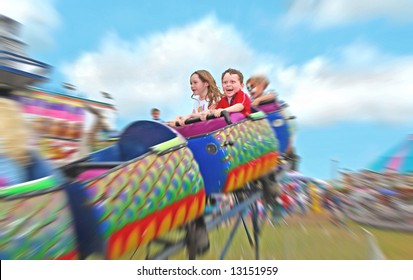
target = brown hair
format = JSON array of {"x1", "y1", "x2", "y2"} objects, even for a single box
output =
[
  {"x1": 221, "y1": 68, "x2": 244, "y2": 84},
  {"x1": 151, "y1": 108, "x2": 160, "y2": 114},
  {"x1": 191, "y1": 70, "x2": 222, "y2": 109}
]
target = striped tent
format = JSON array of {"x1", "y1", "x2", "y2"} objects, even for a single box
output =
[{"x1": 369, "y1": 135, "x2": 413, "y2": 173}]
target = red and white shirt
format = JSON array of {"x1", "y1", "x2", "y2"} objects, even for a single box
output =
[{"x1": 216, "y1": 90, "x2": 251, "y2": 116}]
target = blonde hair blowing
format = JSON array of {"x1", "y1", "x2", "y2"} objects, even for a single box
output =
[
  {"x1": 0, "y1": 98, "x2": 30, "y2": 165},
  {"x1": 246, "y1": 75, "x2": 270, "y2": 89},
  {"x1": 191, "y1": 70, "x2": 222, "y2": 108}
]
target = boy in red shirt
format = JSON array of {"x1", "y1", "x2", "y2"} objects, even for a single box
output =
[{"x1": 209, "y1": 68, "x2": 251, "y2": 117}]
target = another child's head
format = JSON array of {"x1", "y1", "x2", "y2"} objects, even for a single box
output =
[
  {"x1": 221, "y1": 68, "x2": 244, "y2": 98},
  {"x1": 190, "y1": 70, "x2": 222, "y2": 107},
  {"x1": 246, "y1": 75, "x2": 269, "y2": 99},
  {"x1": 151, "y1": 108, "x2": 161, "y2": 120}
]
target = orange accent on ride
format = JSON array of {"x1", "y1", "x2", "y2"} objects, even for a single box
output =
[
  {"x1": 252, "y1": 160, "x2": 263, "y2": 180},
  {"x1": 244, "y1": 164, "x2": 254, "y2": 183},
  {"x1": 141, "y1": 221, "x2": 157, "y2": 245},
  {"x1": 106, "y1": 189, "x2": 206, "y2": 259},
  {"x1": 186, "y1": 198, "x2": 200, "y2": 222},
  {"x1": 109, "y1": 236, "x2": 123, "y2": 259},
  {"x1": 124, "y1": 227, "x2": 141, "y2": 254},
  {"x1": 236, "y1": 167, "x2": 246, "y2": 189},
  {"x1": 223, "y1": 152, "x2": 278, "y2": 193},
  {"x1": 172, "y1": 204, "x2": 187, "y2": 228},
  {"x1": 198, "y1": 196, "x2": 206, "y2": 216},
  {"x1": 226, "y1": 173, "x2": 236, "y2": 191}
]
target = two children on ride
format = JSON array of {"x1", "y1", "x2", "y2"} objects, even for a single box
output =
[{"x1": 168, "y1": 68, "x2": 252, "y2": 126}]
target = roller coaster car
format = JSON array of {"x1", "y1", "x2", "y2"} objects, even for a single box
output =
[
  {"x1": 0, "y1": 116, "x2": 206, "y2": 260},
  {"x1": 174, "y1": 111, "x2": 280, "y2": 195},
  {"x1": 62, "y1": 110, "x2": 283, "y2": 259},
  {"x1": 61, "y1": 120, "x2": 206, "y2": 259},
  {"x1": 0, "y1": 100, "x2": 295, "y2": 260},
  {"x1": 172, "y1": 111, "x2": 280, "y2": 257}
]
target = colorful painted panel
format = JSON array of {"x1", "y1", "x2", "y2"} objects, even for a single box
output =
[
  {"x1": 0, "y1": 188, "x2": 78, "y2": 260},
  {"x1": 15, "y1": 90, "x2": 86, "y2": 121},
  {"x1": 79, "y1": 146, "x2": 205, "y2": 259},
  {"x1": 9, "y1": 90, "x2": 84, "y2": 165},
  {"x1": 9, "y1": 89, "x2": 116, "y2": 165},
  {"x1": 212, "y1": 118, "x2": 279, "y2": 193},
  {"x1": 107, "y1": 192, "x2": 205, "y2": 259}
]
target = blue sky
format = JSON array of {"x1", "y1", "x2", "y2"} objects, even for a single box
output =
[{"x1": 3, "y1": 0, "x2": 413, "y2": 180}]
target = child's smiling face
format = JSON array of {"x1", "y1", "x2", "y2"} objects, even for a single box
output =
[{"x1": 222, "y1": 73, "x2": 243, "y2": 98}]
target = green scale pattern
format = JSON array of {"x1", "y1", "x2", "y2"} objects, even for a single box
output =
[
  {"x1": 83, "y1": 146, "x2": 204, "y2": 238},
  {"x1": 0, "y1": 190, "x2": 78, "y2": 259},
  {"x1": 213, "y1": 118, "x2": 278, "y2": 171}
]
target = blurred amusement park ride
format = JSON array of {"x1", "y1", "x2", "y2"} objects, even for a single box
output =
[{"x1": 5, "y1": 13, "x2": 410, "y2": 261}]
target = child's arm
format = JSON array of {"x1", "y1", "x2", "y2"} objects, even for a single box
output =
[
  {"x1": 251, "y1": 94, "x2": 276, "y2": 107},
  {"x1": 175, "y1": 110, "x2": 211, "y2": 126},
  {"x1": 211, "y1": 104, "x2": 244, "y2": 117},
  {"x1": 166, "y1": 116, "x2": 184, "y2": 127}
]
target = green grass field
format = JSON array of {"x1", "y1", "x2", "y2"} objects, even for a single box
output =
[{"x1": 124, "y1": 211, "x2": 413, "y2": 260}]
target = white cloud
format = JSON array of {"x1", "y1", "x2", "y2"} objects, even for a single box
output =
[
  {"x1": 62, "y1": 15, "x2": 264, "y2": 123},
  {"x1": 281, "y1": 0, "x2": 413, "y2": 29},
  {"x1": 62, "y1": 16, "x2": 413, "y2": 129},
  {"x1": 1, "y1": 0, "x2": 60, "y2": 51},
  {"x1": 273, "y1": 42, "x2": 413, "y2": 126}
]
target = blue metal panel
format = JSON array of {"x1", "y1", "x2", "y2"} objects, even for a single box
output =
[
  {"x1": 64, "y1": 181, "x2": 103, "y2": 259},
  {"x1": 117, "y1": 121, "x2": 177, "y2": 161},
  {"x1": 90, "y1": 145, "x2": 121, "y2": 162},
  {"x1": 265, "y1": 111, "x2": 290, "y2": 154},
  {"x1": 187, "y1": 135, "x2": 229, "y2": 194}
]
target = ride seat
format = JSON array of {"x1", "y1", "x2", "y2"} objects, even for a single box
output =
[
  {"x1": 117, "y1": 120, "x2": 177, "y2": 161},
  {"x1": 255, "y1": 99, "x2": 281, "y2": 114},
  {"x1": 175, "y1": 112, "x2": 246, "y2": 138},
  {"x1": 251, "y1": 106, "x2": 259, "y2": 113},
  {"x1": 73, "y1": 121, "x2": 179, "y2": 181}
]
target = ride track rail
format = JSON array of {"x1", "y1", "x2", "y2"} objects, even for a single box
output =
[{"x1": 145, "y1": 190, "x2": 264, "y2": 260}]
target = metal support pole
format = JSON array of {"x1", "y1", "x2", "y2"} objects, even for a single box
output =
[
  {"x1": 250, "y1": 200, "x2": 260, "y2": 260},
  {"x1": 219, "y1": 215, "x2": 243, "y2": 260}
]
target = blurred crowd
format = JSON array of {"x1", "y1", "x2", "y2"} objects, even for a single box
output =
[{"x1": 204, "y1": 170, "x2": 413, "y2": 230}]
